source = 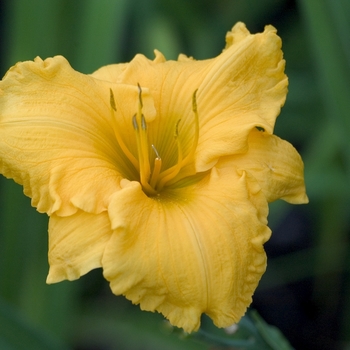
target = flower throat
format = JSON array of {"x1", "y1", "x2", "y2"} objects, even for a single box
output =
[{"x1": 110, "y1": 85, "x2": 199, "y2": 196}]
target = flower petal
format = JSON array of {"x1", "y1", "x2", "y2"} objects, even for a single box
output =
[
  {"x1": 102, "y1": 169, "x2": 270, "y2": 332},
  {"x1": 0, "y1": 56, "x2": 147, "y2": 215},
  {"x1": 227, "y1": 128, "x2": 308, "y2": 204},
  {"x1": 46, "y1": 210, "x2": 111, "y2": 283},
  {"x1": 93, "y1": 52, "x2": 207, "y2": 171},
  {"x1": 89, "y1": 24, "x2": 288, "y2": 173},
  {"x1": 195, "y1": 23, "x2": 288, "y2": 170}
]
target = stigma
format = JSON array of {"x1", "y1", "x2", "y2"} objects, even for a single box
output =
[{"x1": 110, "y1": 85, "x2": 199, "y2": 196}]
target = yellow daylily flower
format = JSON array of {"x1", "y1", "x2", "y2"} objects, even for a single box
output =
[{"x1": 0, "y1": 22, "x2": 308, "y2": 332}]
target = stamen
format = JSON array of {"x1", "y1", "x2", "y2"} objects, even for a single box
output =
[
  {"x1": 156, "y1": 90, "x2": 199, "y2": 189},
  {"x1": 137, "y1": 83, "x2": 143, "y2": 108},
  {"x1": 129, "y1": 86, "x2": 200, "y2": 196},
  {"x1": 141, "y1": 114, "x2": 147, "y2": 131},
  {"x1": 156, "y1": 119, "x2": 183, "y2": 190},
  {"x1": 132, "y1": 86, "x2": 156, "y2": 195},
  {"x1": 174, "y1": 119, "x2": 181, "y2": 137},
  {"x1": 183, "y1": 89, "x2": 199, "y2": 164},
  {"x1": 132, "y1": 115, "x2": 150, "y2": 190},
  {"x1": 110, "y1": 89, "x2": 139, "y2": 170},
  {"x1": 109, "y1": 88, "x2": 117, "y2": 111},
  {"x1": 132, "y1": 114, "x2": 139, "y2": 131},
  {"x1": 149, "y1": 145, "x2": 162, "y2": 189}
]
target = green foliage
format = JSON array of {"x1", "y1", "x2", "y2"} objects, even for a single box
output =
[
  {"x1": 0, "y1": 297, "x2": 69, "y2": 350},
  {"x1": 1, "y1": 0, "x2": 350, "y2": 348}
]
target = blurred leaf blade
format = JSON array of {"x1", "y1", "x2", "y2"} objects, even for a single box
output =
[
  {"x1": 74, "y1": 0, "x2": 130, "y2": 72},
  {"x1": 298, "y1": 0, "x2": 350, "y2": 133},
  {"x1": 1, "y1": 0, "x2": 349, "y2": 348},
  {"x1": 0, "y1": 297, "x2": 70, "y2": 350},
  {"x1": 0, "y1": 0, "x2": 83, "y2": 343}
]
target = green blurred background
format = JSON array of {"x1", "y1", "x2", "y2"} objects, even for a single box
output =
[{"x1": 0, "y1": 0, "x2": 349, "y2": 349}]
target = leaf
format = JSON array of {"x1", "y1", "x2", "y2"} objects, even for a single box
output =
[{"x1": 0, "y1": 297, "x2": 69, "y2": 350}]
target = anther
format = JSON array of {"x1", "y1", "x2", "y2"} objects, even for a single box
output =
[
  {"x1": 137, "y1": 83, "x2": 143, "y2": 108},
  {"x1": 156, "y1": 89, "x2": 199, "y2": 190},
  {"x1": 130, "y1": 85, "x2": 200, "y2": 196},
  {"x1": 141, "y1": 114, "x2": 147, "y2": 131},
  {"x1": 174, "y1": 119, "x2": 181, "y2": 138},
  {"x1": 132, "y1": 115, "x2": 139, "y2": 131},
  {"x1": 110, "y1": 88, "x2": 117, "y2": 111},
  {"x1": 192, "y1": 89, "x2": 198, "y2": 113},
  {"x1": 110, "y1": 89, "x2": 139, "y2": 171}
]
